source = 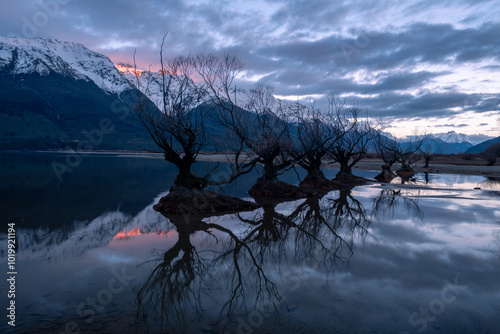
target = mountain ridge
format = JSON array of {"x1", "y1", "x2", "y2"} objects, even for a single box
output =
[
  {"x1": 0, "y1": 36, "x2": 157, "y2": 151},
  {"x1": 0, "y1": 36, "x2": 491, "y2": 154},
  {"x1": 0, "y1": 36, "x2": 132, "y2": 95},
  {"x1": 465, "y1": 136, "x2": 500, "y2": 154},
  {"x1": 435, "y1": 131, "x2": 471, "y2": 145}
]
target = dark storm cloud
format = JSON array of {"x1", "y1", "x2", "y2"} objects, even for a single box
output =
[
  {"x1": 435, "y1": 124, "x2": 469, "y2": 128},
  {"x1": 352, "y1": 91, "x2": 496, "y2": 120},
  {"x1": 468, "y1": 134, "x2": 494, "y2": 143},
  {"x1": 251, "y1": 22, "x2": 500, "y2": 84},
  {"x1": 462, "y1": 96, "x2": 500, "y2": 113},
  {"x1": 0, "y1": 0, "x2": 499, "y2": 125},
  {"x1": 363, "y1": 71, "x2": 448, "y2": 93},
  {"x1": 403, "y1": 92, "x2": 470, "y2": 111}
]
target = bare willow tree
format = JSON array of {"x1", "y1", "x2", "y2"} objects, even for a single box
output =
[
  {"x1": 243, "y1": 84, "x2": 293, "y2": 182},
  {"x1": 483, "y1": 142, "x2": 500, "y2": 166},
  {"x1": 195, "y1": 53, "x2": 262, "y2": 180},
  {"x1": 327, "y1": 96, "x2": 373, "y2": 180},
  {"x1": 134, "y1": 40, "x2": 257, "y2": 193},
  {"x1": 421, "y1": 144, "x2": 434, "y2": 168},
  {"x1": 196, "y1": 54, "x2": 293, "y2": 184},
  {"x1": 375, "y1": 130, "x2": 427, "y2": 172},
  {"x1": 290, "y1": 99, "x2": 344, "y2": 185},
  {"x1": 374, "y1": 132, "x2": 399, "y2": 170},
  {"x1": 134, "y1": 40, "x2": 211, "y2": 190}
]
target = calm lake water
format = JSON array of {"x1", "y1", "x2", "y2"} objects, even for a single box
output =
[{"x1": 0, "y1": 152, "x2": 499, "y2": 333}]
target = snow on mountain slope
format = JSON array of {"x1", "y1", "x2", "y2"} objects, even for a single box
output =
[
  {"x1": 436, "y1": 131, "x2": 471, "y2": 144},
  {"x1": 0, "y1": 191, "x2": 173, "y2": 261},
  {"x1": 0, "y1": 36, "x2": 133, "y2": 95},
  {"x1": 115, "y1": 63, "x2": 167, "y2": 110},
  {"x1": 115, "y1": 62, "x2": 309, "y2": 115},
  {"x1": 0, "y1": 36, "x2": 307, "y2": 115}
]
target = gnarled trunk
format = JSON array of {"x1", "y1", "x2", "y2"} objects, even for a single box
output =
[
  {"x1": 336, "y1": 160, "x2": 352, "y2": 178},
  {"x1": 304, "y1": 155, "x2": 327, "y2": 180},
  {"x1": 262, "y1": 159, "x2": 278, "y2": 182},
  {"x1": 169, "y1": 155, "x2": 207, "y2": 190},
  {"x1": 306, "y1": 167, "x2": 327, "y2": 180}
]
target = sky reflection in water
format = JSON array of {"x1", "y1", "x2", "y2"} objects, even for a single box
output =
[{"x1": 0, "y1": 153, "x2": 499, "y2": 333}]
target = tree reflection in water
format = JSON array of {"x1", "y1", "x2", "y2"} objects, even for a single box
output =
[
  {"x1": 136, "y1": 188, "x2": 375, "y2": 333},
  {"x1": 481, "y1": 176, "x2": 500, "y2": 188},
  {"x1": 135, "y1": 211, "x2": 283, "y2": 333},
  {"x1": 493, "y1": 230, "x2": 500, "y2": 260},
  {"x1": 371, "y1": 188, "x2": 423, "y2": 221}
]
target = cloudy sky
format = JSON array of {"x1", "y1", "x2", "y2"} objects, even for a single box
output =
[{"x1": 1, "y1": 0, "x2": 499, "y2": 141}]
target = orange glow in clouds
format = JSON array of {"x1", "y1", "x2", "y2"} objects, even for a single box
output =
[
  {"x1": 113, "y1": 228, "x2": 173, "y2": 240},
  {"x1": 114, "y1": 64, "x2": 144, "y2": 77},
  {"x1": 115, "y1": 64, "x2": 178, "y2": 77}
]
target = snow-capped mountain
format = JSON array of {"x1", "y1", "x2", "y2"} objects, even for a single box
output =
[
  {"x1": 422, "y1": 131, "x2": 473, "y2": 154},
  {"x1": 116, "y1": 61, "x2": 311, "y2": 116},
  {"x1": 0, "y1": 36, "x2": 304, "y2": 115},
  {"x1": 115, "y1": 63, "x2": 201, "y2": 112},
  {"x1": 0, "y1": 36, "x2": 157, "y2": 150},
  {"x1": 115, "y1": 63, "x2": 163, "y2": 105},
  {"x1": 435, "y1": 131, "x2": 471, "y2": 144},
  {"x1": 0, "y1": 36, "x2": 133, "y2": 95}
]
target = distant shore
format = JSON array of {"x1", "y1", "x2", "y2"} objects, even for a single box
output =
[
  {"x1": 3, "y1": 150, "x2": 499, "y2": 177},
  {"x1": 349, "y1": 158, "x2": 500, "y2": 178},
  {"x1": 195, "y1": 154, "x2": 500, "y2": 178}
]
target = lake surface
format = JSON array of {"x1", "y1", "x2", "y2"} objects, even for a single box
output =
[{"x1": 0, "y1": 152, "x2": 499, "y2": 333}]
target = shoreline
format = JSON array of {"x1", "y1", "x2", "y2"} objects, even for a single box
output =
[
  {"x1": 2, "y1": 150, "x2": 499, "y2": 177},
  {"x1": 349, "y1": 159, "x2": 500, "y2": 178},
  {"x1": 194, "y1": 155, "x2": 500, "y2": 178}
]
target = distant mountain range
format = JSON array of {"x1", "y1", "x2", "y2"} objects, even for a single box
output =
[
  {"x1": 0, "y1": 37, "x2": 496, "y2": 154},
  {"x1": 422, "y1": 133, "x2": 473, "y2": 154},
  {"x1": 465, "y1": 136, "x2": 500, "y2": 154}
]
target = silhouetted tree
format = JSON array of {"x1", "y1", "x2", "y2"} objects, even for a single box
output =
[
  {"x1": 483, "y1": 142, "x2": 500, "y2": 166},
  {"x1": 243, "y1": 84, "x2": 293, "y2": 181},
  {"x1": 199, "y1": 63, "x2": 293, "y2": 182},
  {"x1": 134, "y1": 41, "x2": 255, "y2": 192},
  {"x1": 195, "y1": 53, "x2": 260, "y2": 181},
  {"x1": 196, "y1": 55, "x2": 295, "y2": 182},
  {"x1": 422, "y1": 151, "x2": 432, "y2": 168},
  {"x1": 196, "y1": 55, "x2": 315, "y2": 197},
  {"x1": 134, "y1": 47, "x2": 210, "y2": 189},
  {"x1": 327, "y1": 97, "x2": 373, "y2": 180},
  {"x1": 290, "y1": 98, "x2": 344, "y2": 184},
  {"x1": 375, "y1": 130, "x2": 427, "y2": 174},
  {"x1": 374, "y1": 132, "x2": 399, "y2": 171},
  {"x1": 420, "y1": 142, "x2": 441, "y2": 168}
]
